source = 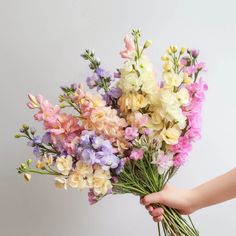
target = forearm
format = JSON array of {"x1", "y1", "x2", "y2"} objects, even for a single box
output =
[{"x1": 191, "y1": 168, "x2": 236, "y2": 211}]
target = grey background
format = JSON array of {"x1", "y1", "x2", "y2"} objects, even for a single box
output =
[{"x1": 0, "y1": 0, "x2": 236, "y2": 235}]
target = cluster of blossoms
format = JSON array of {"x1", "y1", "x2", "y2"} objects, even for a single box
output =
[{"x1": 16, "y1": 30, "x2": 207, "y2": 208}]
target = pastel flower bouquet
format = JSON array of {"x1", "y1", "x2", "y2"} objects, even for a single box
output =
[{"x1": 16, "y1": 30, "x2": 207, "y2": 235}]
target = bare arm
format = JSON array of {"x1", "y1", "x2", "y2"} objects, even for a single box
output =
[
  {"x1": 191, "y1": 167, "x2": 236, "y2": 211},
  {"x1": 141, "y1": 168, "x2": 236, "y2": 222}
]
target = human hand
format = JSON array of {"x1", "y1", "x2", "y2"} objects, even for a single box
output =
[{"x1": 140, "y1": 184, "x2": 196, "y2": 222}]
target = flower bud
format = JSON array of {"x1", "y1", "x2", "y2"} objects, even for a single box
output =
[
  {"x1": 22, "y1": 124, "x2": 29, "y2": 131},
  {"x1": 143, "y1": 40, "x2": 152, "y2": 49},
  {"x1": 170, "y1": 45, "x2": 178, "y2": 53},
  {"x1": 20, "y1": 163, "x2": 27, "y2": 169},
  {"x1": 161, "y1": 55, "x2": 170, "y2": 61},
  {"x1": 163, "y1": 63, "x2": 171, "y2": 71},
  {"x1": 24, "y1": 173, "x2": 31, "y2": 182},
  {"x1": 59, "y1": 103, "x2": 66, "y2": 108},
  {"x1": 15, "y1": 134, "x2": 21, "y2": 138},
  {"x1": 27, "y1": 159, "x2": 32, "y2": 166},
  {"x1": 180, "y1": 47, "x2": 186, "y2": 54},
  {"x1": 36, "y1": 160, "x2": 45, "y2": 169}
]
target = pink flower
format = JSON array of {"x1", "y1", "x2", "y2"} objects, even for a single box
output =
[
  {"x1": 173, "y1": 153, "x2": 188, "y2": 167},
  {"x1": 125, "y1": 127, "x2": 138, "y2": 140},
  {"x1": 170, "y1": 136, "x2": 192, "y2": 154},
  {"x1": 120, "y1": 36, "x2": 135, "y2": 59},
  {"x1": 130, "y1": 149, "x2": 144, "y2": 160}
]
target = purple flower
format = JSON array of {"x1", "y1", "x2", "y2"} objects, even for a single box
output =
[
  {"x1": 42, "y1": 132, "x2": 52, "y2": 145},
  {"x1": 81, "y1": 148, "x2": 97, "y2": 164},
  {"x1": 101, "y1": 140, "x2": 113, "y2": 151},
  {"x1": 86, "y1": 74, "x2": 99, "y2": 89},
  {"x1": 95, "y1": 68, "x2": 111, "y2": 78},
  {"x1": 113, "y1": 71, "x2": 121, "y2": 78},
  {"x1": 107, "y1": 87, "x2": 122, "y2": 99},
  {"x1": 80, "y1": 130, "x2": 95, "y2": 146},
  {"x1": 27, "y1": 136, "x2": 41, "y2": 147},
  {"x1": 88, "y1": 189, "x2": 99, "y2": 205},
  {"x1": 180, "y1": 57, "x2": 191, "y2": 66},
  {"x1": 190, "y1": 49, "x2": 199, "y2": 58},
  {"x1": 91, "y1": 135, "x2": 104, "y2": 149},
  {"x1": 97, "y1": 151, "x2": 120, "y2": 170},
  {"x1": 33, "y1": 145, "x2": 41, "y2": 158}
]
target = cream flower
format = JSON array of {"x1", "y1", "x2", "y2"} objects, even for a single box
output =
[
  {"x1": 68, "y1": 172, "x2": 88, "y2": 190},
  {"x1": 54, "y1": 177, "x2": 68, "y2": 190},
  {"x1": 163, "y1": 72, "x2": 182, "y2": 88},
  {"x1": 75, "y1": 161, "x2": 93, "y2": 177},
  {"x1": 92, "y1": 167, "x2": 112, "y2": 196},
  {"x1": 56, "y1": 156, "x2": 73, "y2": 176},
  {"x1": 160, "y1": 126, "x2": 181, "y2": 145},
  {"x1": 118, "y1": 92, "x2": 148, "y2": 113},
  {"x1": 176, "y1": 88, "x2": 190, "y2": 106},
  {"x1": 118, "y1": 73, "x2": 141, "y2": 92},
  {"x1": 147, "y1": 111, "x2": 164, "y2": 131},
  {"x1": 160, "y1": 88, "x2": 178, "y2": 107}
]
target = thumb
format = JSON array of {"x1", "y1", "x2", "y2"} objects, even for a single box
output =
[{"x1": 141, "y1": 191, "x2": 165, "y2": 206}]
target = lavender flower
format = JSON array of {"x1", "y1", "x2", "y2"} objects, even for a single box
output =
[
  {"x1": 81, "y1": 148, "x2": 97, "y2": 165},
  {"x1": 78, "y1": 130, "x2": 120, "y2": 171},
  {"x1": 107, "y1": 87, "x2": 122, "y2": 99},
  {"x1": 95, "y1": 68, "x2": 111, "y2": 78},
  {"x1": 41, "y1": 132, "x2": 52, "y2": 145},
  {"x1": 86, "y1": 74, "x2": 100, "y2": 89}
]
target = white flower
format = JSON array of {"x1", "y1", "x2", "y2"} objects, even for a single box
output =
[{"x1": 56, "y1": 156, "x2": 73, "y2": 176}]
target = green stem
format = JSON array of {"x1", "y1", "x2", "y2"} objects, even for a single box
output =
[{"x1": 157, "y1": 222, "x2": 161, "y2": 236}]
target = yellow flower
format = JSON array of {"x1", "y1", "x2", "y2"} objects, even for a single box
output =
[
  {"x1": 56, "y1": 156, "x2": 72, "y2": 176},
  {"x1": 163, "y1": 72, "x2": 182, "y2": 88},
  {"x1": 92, "y1": 167, "x2": 112, "y2": 196},
  {"x1": 54, "y1": 177, "x2": 67, "y2": 190},
  {"x1": 160, "y1": 126, "x2": 181, "y2": 145},
  {"x1": 118, "y1": 92, "x2": 148, "y2": 114}
]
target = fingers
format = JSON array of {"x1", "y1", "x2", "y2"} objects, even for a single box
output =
[
  {"x1": 140, "y1": 192, "x2": 162, "y2": 206},
  {"x1": 153, "y1": 215, "x2": 164, "y2": 223},
  {"x1": 149, "y1": 207, "x2": 164, "y2": 217}
]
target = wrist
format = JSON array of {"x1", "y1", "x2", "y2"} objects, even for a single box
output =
[{"x1": 188, "y1": 187, "x2": 202, "y2": 213}]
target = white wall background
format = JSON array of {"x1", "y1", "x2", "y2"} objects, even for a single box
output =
[{"x1": 0, "y1": 0, "x2": 236, "y2": 235}]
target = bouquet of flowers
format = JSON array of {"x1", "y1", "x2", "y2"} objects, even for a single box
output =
[{"x1": 16, "y1": 29, "x2": 207, "y2": 235}]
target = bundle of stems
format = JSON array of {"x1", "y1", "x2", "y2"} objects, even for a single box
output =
[{"x1": 113, "y1": 151, "x2": 199, "y2": 236}]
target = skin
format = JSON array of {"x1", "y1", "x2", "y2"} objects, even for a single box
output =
[{"x1": 140, "y1": 168, "x2": 236, "y2": 222}]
